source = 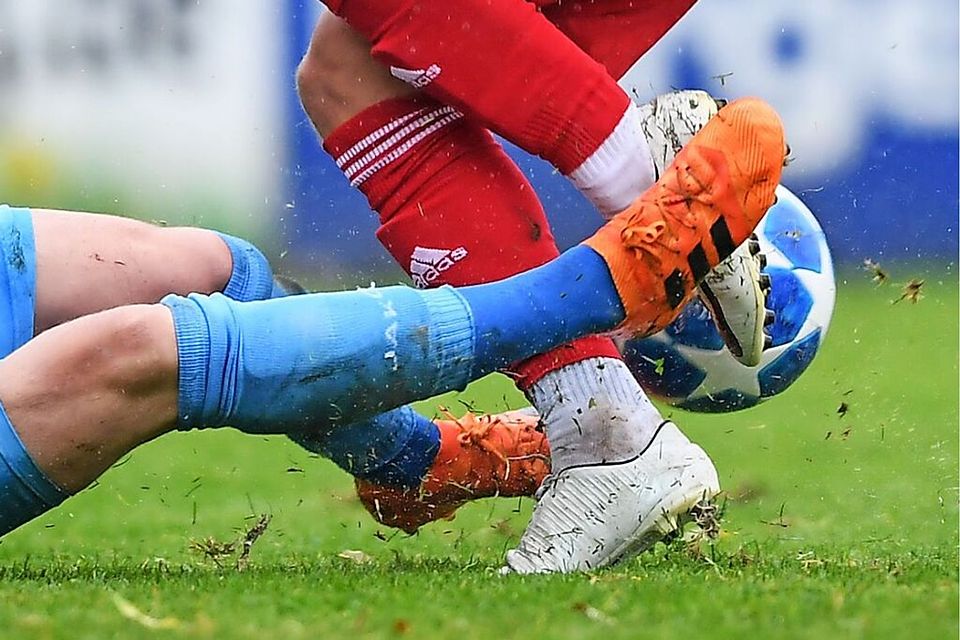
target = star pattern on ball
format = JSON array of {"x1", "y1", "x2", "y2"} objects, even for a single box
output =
[{"x1": 675, "y1": 342, "x2": 793, "y2": 400}]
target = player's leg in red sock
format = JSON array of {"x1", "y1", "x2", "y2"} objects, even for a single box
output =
[{"x1": 296, "y1": 18, "x2": 592, "y2": 531}]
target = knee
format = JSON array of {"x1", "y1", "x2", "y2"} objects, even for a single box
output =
[
  {"x1": 0, "y1": 304, "x2": 177, "y2": 415},
  {"x1": 143, "y1": 226, "x2": 233, "y2": 296},
  {"x1": 86, "y1": 305, "x2": 178, "y2": 392},
  {"x1": 296, "y1": 14, "x2": 413, "y2": 136},
  {"x1": 296, "y1": 17, "x2": 357, "y2": 122}
]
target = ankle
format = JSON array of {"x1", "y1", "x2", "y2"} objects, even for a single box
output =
[
  {"x1": 567, "y1": 102, "x2": 655, "y2": 215},
  {"x1": 528, "y1": 358, "x2": 662, "y2": 471}
]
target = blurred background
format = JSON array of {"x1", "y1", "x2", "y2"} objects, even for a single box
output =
[{"x1": 0, "y1": 0, "x2": 956, "y2": 284}]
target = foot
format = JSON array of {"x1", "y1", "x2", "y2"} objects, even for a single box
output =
[
  {"x1": 355, "y1": 409, "x2": 549, "y2": 533},
  {"x1": 502, "y1": 421, "x2": 720, "y2": 574},
  {"x1": 583, "y1": 96, "x2": 786, "y2": 338},
  {"x1": 640, "y1": 91, "x2": 772, "y2": 365}
]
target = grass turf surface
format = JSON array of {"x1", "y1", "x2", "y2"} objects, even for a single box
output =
[{"x1": 0, "y1": 277, "x2": 956, "y2": 639}]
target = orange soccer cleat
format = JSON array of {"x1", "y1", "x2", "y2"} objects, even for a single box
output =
[
  {"x1": 355, "y1": 408, "x2": 550, "y2": 534},
  {"x1": 583, "y1": 96, "x2": 787, "y2": 338}
]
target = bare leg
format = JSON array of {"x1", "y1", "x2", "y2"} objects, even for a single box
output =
[
  {"x1": 32, "y1": 209, "x2": 233, "y2": 333},
  {"x1": 0, "y1": 304, "x2": 178, "y2": 492},
  {"x1": 297, "y1": 13, "x2": 414, "y2": 137},
  {"x1": 0, "y1": 205, "x2": 273, "y2": 534}
]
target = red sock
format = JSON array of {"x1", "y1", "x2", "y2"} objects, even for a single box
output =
[
  {"x1": 323, "y1": 96, "x2": 621, "y2": 388},
  {"x1": 324, "y1": 0, "x2": 629, "y2": 176}
]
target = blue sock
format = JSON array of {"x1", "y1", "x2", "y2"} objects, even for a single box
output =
[
  {"x1": 290, "y1": 406, "x2": 440, "y2": 488},
  {"x1": 0, "y1": 401, "x2": 68, "y2": 536},
  {"x1": 287, "y1": 246, "x2": 623, "y2": 486},
  {"x1": 214, "y1": 232, "x2": 275, "y2": 302},
  {"x1": 163, "y1": 285, "x2": 475, "y2": 433},
  {"x1": 457, "y1": 245, "x2": 625, "y2": 369},
  {"x1": 162, "y1": 244, "x2": 623, "y2": 435},
  {"x1": 266, "y1": 267, "x2": 429, "y2": 482}
]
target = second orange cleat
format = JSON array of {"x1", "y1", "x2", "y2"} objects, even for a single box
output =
[
  {"x1": 583, "y1": 96, "x2": 787, "y2": 337},
  {"x1": 355, "y1": 408, "x2": 550, "y2": 534}
]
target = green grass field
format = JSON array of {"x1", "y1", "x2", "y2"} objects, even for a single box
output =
[{"x1": 0, "y1": 276, "x2": 956, "y2": 639}]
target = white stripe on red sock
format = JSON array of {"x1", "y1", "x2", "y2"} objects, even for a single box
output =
[
  {"x1": 335, "y1": 107, "x2": 430, "y2": 170},
  {"x1": 350, "y1": 111, "x2": 464, "y2": 187},
  {"x1": 335, "y1": 106, "x2": 463, "y2": 186}
]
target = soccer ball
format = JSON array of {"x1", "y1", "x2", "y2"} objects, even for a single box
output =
[{"x1": 621, "y1": 186, "x2": 836, "y2": 413}]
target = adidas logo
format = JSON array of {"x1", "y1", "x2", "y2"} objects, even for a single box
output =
[
  {"x1": 410, "y1": 246, "x2": 468, "y2": 288},
  {"x1": 390, "y1": 63, "x2": 442, "y2": 89}
]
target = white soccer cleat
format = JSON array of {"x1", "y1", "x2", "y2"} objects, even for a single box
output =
[
  {"x1": 639, "y1": 89, "x2": 771, "y2": 365},
  {"x1": 639, "y1": 89, "x2": 723, "y2": 179},
  {"x1": 697, "y1": 235, "x2": 774, "y2": 366},
  {"x1": 502, "y1": 421, "x2": 720, "y2": 574}
]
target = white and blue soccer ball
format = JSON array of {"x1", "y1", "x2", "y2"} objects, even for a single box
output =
[{"x1": 622, "y1": 186, "x2": 836, "y2": 413}]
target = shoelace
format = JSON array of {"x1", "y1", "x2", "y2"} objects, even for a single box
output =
[
  {"x1": 620, "y1": 217, "x2": 669, "y2": 266},
  {"x1": 438, "y1": 407, "x2": 508, "y2": 464},
  {"x1": 622, "y1": 219, "x2": 667, "y2": 248},
  {"x1": 438, "y1": 407, "x2": 548, "y2": 484},
  {"x1": 621, "y1": 170, "x2": 704, "y2": 240},
  {"x1": 623, "y1": 156, "x2": 717, "y2": 249}
]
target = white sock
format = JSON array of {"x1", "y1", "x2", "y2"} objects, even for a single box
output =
[
  {"x1": 527, "y1": 357, "x2": 663, "y2": 471},
  {"x1": 567, "y1": 102, "x2": 655, "y2": 217}
]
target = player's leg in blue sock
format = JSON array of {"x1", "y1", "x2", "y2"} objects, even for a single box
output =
[
  {"x1": 214, "y1": 230, "x2": 446, "y2": 486},
  {"x1": 0, "y1": 240, "x2": 621, "y2": 535},
  {"x1": 460, "y1": 245, "x2": 625, "y2": 370},
  {"x1": 24, "y1": 203, "x2": 411, "y2": 476},
  {"x1": 266, "y1": 262, "x2": 439, "y2": 482},
  {"x1": 263, "y1": 261, "x2": 435, "y2": 484},
  {"x1": 2, "y1": 203, "x2": 421, "y2": 531},
  {"x1": 163, "y1": 243, "x2": 624, "y2": 434},
  {"x1": 0, "y1": 206, "x2": 290, "y2": 535},
  {"x1": 285, "y1": 245, "x2": 621, "y2": 485}
]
